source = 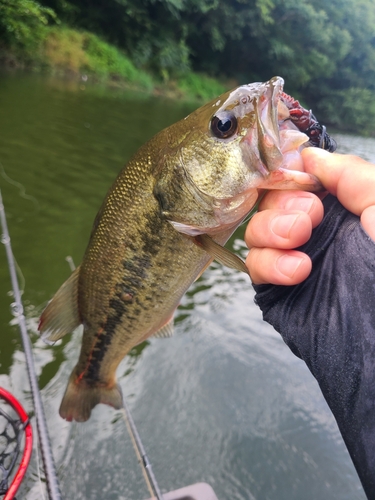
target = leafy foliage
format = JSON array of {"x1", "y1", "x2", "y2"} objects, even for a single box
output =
[
  {"x1": 43, "y1": 27, "x2": 153, "y2": 88},
  {"x1": 176, "y1": 72, "x2": 226, "y2": 100},
  {"x1": 317, "y1": 88, "x2": 375, "y2": 134},
  {"x1": 0, "y1": 0, "x2": 56, "y2": 54},
  {"x1": 2, "y1": 0, "x2": 375, "y2": 132}
]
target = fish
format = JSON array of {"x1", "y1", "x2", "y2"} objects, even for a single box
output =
[{"x1": 39, "y1": 76, "x2": 323, "y2": 422}]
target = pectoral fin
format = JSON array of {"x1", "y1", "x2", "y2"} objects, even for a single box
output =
[
  {"x1": 38, "y1": 266, "x2": 81, "y2": 344},
  {"x1": 194, "y1": 234, "x2": 249, "y2": 275}
]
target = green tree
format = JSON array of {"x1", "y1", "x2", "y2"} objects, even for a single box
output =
[
  {"x1": 0, "y1": 0, "x2": 56, "y2": 55},
  {"x1": 3, "y1": 0, "x2": 375, "y2": 132}
]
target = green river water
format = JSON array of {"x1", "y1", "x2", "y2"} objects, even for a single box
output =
[{"x1": 0, "y1": 72, "x2": 373, "y2": 499}]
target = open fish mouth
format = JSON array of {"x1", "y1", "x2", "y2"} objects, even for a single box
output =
[
  {"x1": 242, "y1": 76, "x2": 309, "y2": 175},
  {"x1": 244, "y1": 76, "x2": 336, "y2": 177}
]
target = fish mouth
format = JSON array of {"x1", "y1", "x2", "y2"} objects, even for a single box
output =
[{"x1": 242, "y1": 76, "x2": 310, "y2": 176}]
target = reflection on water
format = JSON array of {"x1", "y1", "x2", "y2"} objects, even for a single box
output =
[
  {"x1": 0, "y1": 72, "x2": 370, "y2": 499},
  {"x1": 334, "y1": 132, "x2": 375, "y2": 161}
]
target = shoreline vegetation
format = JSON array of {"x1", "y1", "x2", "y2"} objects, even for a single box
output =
[
  {"x1": 1, "y1": 0, "x2": 375, "y2": 135},
  {"x1": 0, "y1": 25, "x2": 228, "y2": 101},
  {"x1": 0, "y1": 4, "x2": 229, "y2": 103},
  {"x1": 1, "y1": 25, "x2": 229, "y2": 102}
]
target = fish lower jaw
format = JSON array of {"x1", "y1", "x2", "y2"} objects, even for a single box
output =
[
  {"x1": 279, "y1": 129, "x2": 309, "y2": 171},
  {"x1": 280, "y1": 149, "x2": 304, "y2": 172},
  {"x1": 256, "y1": 168, "x2": 323, "y2": 191}
]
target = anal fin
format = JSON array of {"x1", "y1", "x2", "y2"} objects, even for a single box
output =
[
  {"x1": 152, "y1": 315, "x2": 174, "y2": 339},
  {"x1": 38, "y1": 266, "x2": 81, "y2": 343}
]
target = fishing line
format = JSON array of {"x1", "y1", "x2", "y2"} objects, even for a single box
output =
[
  {"x1": 6, "y1": 254, "x2": 26, "y2": 299},
  {"x1": 65, "y1": 256, "x2": 76, "y2": 273},
  {"x1": 120, "y1": 407, "x2": 155, "y2": 496},
  {"x1": 65, "y1": 256, "x2": 164, "y2": 499},
  {"x1": 120, "y1": 404, "x2": 164, "y2": 500},
  {"x1": 0, "y1": 162, "x2": 40, "y2": 212},
  {"x1": 0, "y1": 188, "x2": 62, "y2": 500}
]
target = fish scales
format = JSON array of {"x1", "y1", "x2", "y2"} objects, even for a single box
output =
[
  {"x1": 39, "y1": 77, "x2": 326, "y2": 422},
  {"x1": 77, "y1": 139, "x2": 211, "y2": 378}
]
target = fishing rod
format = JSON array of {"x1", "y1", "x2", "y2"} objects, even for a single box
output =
[
  {"x1": 0, "y1": 188, "x2": 62, "y2": 500},
  {"x1": 121, "y1": 401, "x2": 164, "y2": 500}
]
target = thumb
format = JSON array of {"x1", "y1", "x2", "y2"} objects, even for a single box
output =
[{"x1": 302, "y1": 148, "x2": 375, "y2": 218}]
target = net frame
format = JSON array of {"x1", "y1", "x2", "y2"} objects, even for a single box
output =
[{"x1": 0, "y1": 387, "x2": 33, "y2": 500}]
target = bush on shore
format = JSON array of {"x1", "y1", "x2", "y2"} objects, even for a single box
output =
[{"x1": 42, "y1": 27, "x2": 154, "y2": 90}]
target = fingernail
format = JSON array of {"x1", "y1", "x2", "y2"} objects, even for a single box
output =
[
  {"x1": 285, "y1": 197, "x2": 314, "y2": 213},
  {"x1": 270, "y1": 214, "x2": 299, "y2": 239},
  {"x1": 276, "y1": 254, "x2": 304, "y2": 278}
]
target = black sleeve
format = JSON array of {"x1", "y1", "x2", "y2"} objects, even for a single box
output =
[{"x1": 253, "y1": 195, "x2": 375, "y2": 499}]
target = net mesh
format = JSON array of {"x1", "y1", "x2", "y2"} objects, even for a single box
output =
[{"x1": 0, "y1": 406, "x2": 24, "y2": 495}]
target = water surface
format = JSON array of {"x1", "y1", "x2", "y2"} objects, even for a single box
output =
[{"x1": 0, "y1": 72, "x2": 372, "y2": 499}]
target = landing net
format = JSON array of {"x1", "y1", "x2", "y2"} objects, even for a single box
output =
[
  {"x1": 0, "y1": 188, "x2": 62, "y2": 500},
  {"x1": 0, "y1": 388, "x2": 33, "y2": 500}
]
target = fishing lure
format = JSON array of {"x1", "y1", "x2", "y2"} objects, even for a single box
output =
[{"x1": 280, "y1": 92, "x2": 337, "y2": 152}]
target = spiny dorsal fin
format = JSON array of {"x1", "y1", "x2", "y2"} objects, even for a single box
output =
[
  {"x1": 38, "y1": 266, "x2": 81, "y2": 344},
  {"x1": 194, "y1": 234, "x2": 249, "y2": 275},
  {"x1": 152, "y1": 316, "x2": 174, "y2": 339}
]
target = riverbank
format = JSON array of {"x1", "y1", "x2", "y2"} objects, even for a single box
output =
[
  {"x1": 0, "y1": 25, "x2": 228, "y2": 102},
  {"x1": 2, "y1": 0, "x2": 375, "y2": 135}
]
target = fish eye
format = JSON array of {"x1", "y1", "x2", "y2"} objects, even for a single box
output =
[{"x1": 211, "y1": 111, "x2": 238, "y2": 139}]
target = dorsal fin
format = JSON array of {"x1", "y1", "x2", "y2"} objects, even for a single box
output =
[{"x1": 38, "y1": 266, "x2": 81, "y2": 344}]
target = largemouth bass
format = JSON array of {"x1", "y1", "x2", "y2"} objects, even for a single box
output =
[{"x1": 39, "y1": 76, "x2": 325, "y2": 422}]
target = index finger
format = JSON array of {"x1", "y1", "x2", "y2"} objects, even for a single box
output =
[
  {"x1": 302, "y1": 148, "x2": 375, "y2": 241},
  {"x1": 302, "y1": 148, "x2": 375, "y2": 216}
]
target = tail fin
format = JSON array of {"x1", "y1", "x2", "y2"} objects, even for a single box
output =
[
  {"x1": 39, "y1": 266, "x2": 81, "y2": 343},
  {"x1": 59, "y1": 371, "x2": 123, "y2": 422}
]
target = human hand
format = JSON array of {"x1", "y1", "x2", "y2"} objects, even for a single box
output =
[{"x1": 245, "y1": 148, "x2": 375, "y2": 285}]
